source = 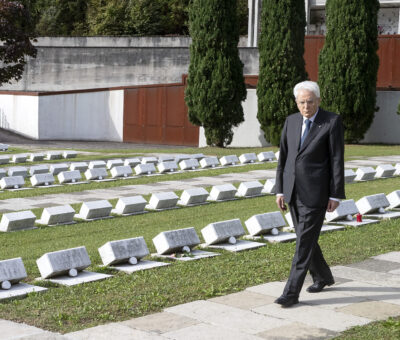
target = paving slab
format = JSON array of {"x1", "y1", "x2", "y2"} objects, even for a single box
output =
[
  {"x1": 373, "y1": 251, "x2": 400, "y2": 263},
  {"x1": 255, "y1": 322, "x2": 337, "y2": 340},
  {"x1": 337, "y1": 300, "x2": 400, "y2": 321},
  {"x1": 121, "y1": 312, "x2": 199, "y2": 334},
  {"x1": 246, "y1": 281, "x2": 287, "y2": 297},
  {"x1": 346, "y1": 258, "x2": 400, "y2": 273},
  {"x1": 12, "y1": 334, "x2": 67, "y2": 340},
  {"x1": 252, "y1": 303, "x2": 372, "y2": 332},
  {"x1": 165, "y1": 300, "x2": 291, "y2": 334},
  {"x1": 209, "y1": 291, "x2": 276, "y2": 310},
  {"x1": 0, "y1": 320, "x2": 50, "y2": 340}
]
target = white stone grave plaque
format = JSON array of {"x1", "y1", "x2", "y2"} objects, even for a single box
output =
[
  {"x1": 355, "y1": 167, "x2": 376, "y2": 181},
  {"x1": 63, "y1": 150, "x2": 78, "y2": 159},
  {"x1": 0, "y1": 176, "x2": 25, "y2": 189},
  {"x1": 88, "y1": 160, "x2": 107, "y2": 169},
  {"x1": 191, "y1": 153, "x2": 205, "y2": 160},
  {"x1": 134, "y1": 163, "x2": 157, "y2": 175},
  {"x1": 201, "y1": 219, "x2": 264, "y2": 252},
  {"x1": 179, "y1": 159, "x2": 200, "y2": 170},
  {"x1": 141, "y1": 156, "x2": 158, "y2": 164},
  {"x1": 245, "y1": 211, "x2": 286, "y2": 236},
  {"x1": 58, "y1": 170, "x2": 82, "y2": 184},
  {"x1": 70, "y1": 162, "x2": 88, "y2": 172},
  {"x1": 0, "y1": 282, "x2": 47, "y2": 300},
  {"x1": 275, "y1": 151, "x2": 280, "y2": 161},
  {"x1": 175, "y1": 154, "x2": 191, "y2": 163},
  {"x1": 11, "y1": 154, "x2": 27, "y2": 163},
  {"x1": 158, "y1": 155, "x2": 175, "y2": 162},
  {"x1": 112, "y1": 196, "x2": 147, "y2": 215},
  {"x1": 356, "y1": 193, "x2": 390, "y2": 214},
  {"x1": 320, "y1": 225, "x2": 346, "y2": 234},
  {"x1": 147, "y1": 192, "x2": 179, "y2": 210},
  {"x1": 375, "y1": 164, "x2": 395, "y2": 178},
  {"x1": 257, "y1": 151, "x2": 276, "y2": 162},
  {"x1": 8, "y1": 166, "x2": 28, "y2": 178},
  {"x1": 0, "y1": 169, "x2": 6, "y2": 179},
  {"x1": 395, "y1": 163, "x2": 400, "y2": 176},
  {"x1": 345, "y1": 169, "x2": 357, "y2": 183},
  {"x1": 262, "y1": 232, "x2": 297, "y2": 243},
  {"x1": 239, "y1": 153, "x2": 257, "y2": 164},
  {"x1": 124, "y1": 158, "x2": 141, "y2": 167},
  {"x1": 84, "y1": 168, "x2": 109, "y2": 181},
  {"x1": 157, "y1": 161, "x2": 178, "y2": 173},
  {"x1": 0, "y1": 155, "x2": 9, "y2": 164},
  {"x1": 236, "y1": 181, "x2": 263, "y2": 197},
  {"x1": 0, "y1": 143, "x2": 8, "y2": 151},
  {"x1": 29, "y1": 165, "x2": 49, "y2": 176},
  {"x1": 284, "y1": 212, "x2": 295, "y2": 232},
  {"x1": 37, "y1": 205, "x2": 76, "y2": 226},
  {"x1": 178, "y1": 188, "x2": 209, "y2": 206},
  {"x1": 28, "y1": 153, "x2": 44, "y2": 162},
  {"x1": 200, "y1": 157, "x2": 220, "y2": 168},
  {"x1": 45, "y1": 151, "x2": 62, "y2": 160},
  {"x1": 0, "y1": 211, "x2": 37, "y2": 232},
  {"x1": 262, "y1": 179, "x2": 276, "y2": 194},
  {"x1": 36, "y1": 246, "x2": 111, "y2": 285},
  {"x1": 387, "y1": 190, "x2": 400, "y2": 209},
  {"x1": 110, "y1": 165, "x2": 133, "y2": 178},
  {"x1": 30, "y1": 173, "x2": 56, "y2": 187},
  {"x1": 75, "y1": 200, "x2": 113, "y2": 220},
  {"x1": 106, "y1": 159, "x2": 124, "y2": 169},
  {"x1": 208, "y1": 184, "x2": 237, "y2": 201},
  {"x1": 99, "y1": 237, "x2": 149, "y2": 265},
  {"x1": 220, "y1": 155, "x2": 239, "y2": 166},
  {"x1": 49, "y1": 163, "x2": 69, "y2": 175}
]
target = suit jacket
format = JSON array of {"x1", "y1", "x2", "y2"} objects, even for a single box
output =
[{"x1": 275, "y1": 108, "x2": 345, "y2": 208}]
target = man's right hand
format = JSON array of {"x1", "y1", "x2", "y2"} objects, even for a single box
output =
[{"x1": 276, "y1": 195, "x2": 287, "y2": 211}]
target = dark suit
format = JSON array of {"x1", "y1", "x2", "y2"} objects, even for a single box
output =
[{"x1": 275, "y1": 108, "x2": 345, "y2": 298}]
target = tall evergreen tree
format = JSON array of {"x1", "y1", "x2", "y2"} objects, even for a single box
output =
[
  {"x1": 185, "y1": 0, "x2": 246, "y2": 147},
  {"x1": 257, "y1": 0, "x2": 307, "y2": 146},
  {"x1": 318, "y1": 0, "x2": 379, "y2": 143}
]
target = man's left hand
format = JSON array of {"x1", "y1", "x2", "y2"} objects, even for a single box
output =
[{"x1": 326, "y1": 199, "x2": 340, "y2": 212}]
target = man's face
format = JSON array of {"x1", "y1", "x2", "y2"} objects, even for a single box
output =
[{"x1": 296, "y1": 89, "x2": 320, "y2": 119}]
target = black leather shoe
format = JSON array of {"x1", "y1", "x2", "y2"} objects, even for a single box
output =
[
  {"x1": 274, "y1": 295, "x2": 299, "y2": 308},
  {"x1": 306, "y1": 280, "x2": 335, "y2": 293}
]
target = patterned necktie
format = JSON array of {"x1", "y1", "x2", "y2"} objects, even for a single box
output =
[{"x1": 300, "y1": 119, "x2": 312, "y2": 147}]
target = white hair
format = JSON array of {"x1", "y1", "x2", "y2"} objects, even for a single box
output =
[{"x1": 293, "y1": 81, "x2": 320, "y2": 99}]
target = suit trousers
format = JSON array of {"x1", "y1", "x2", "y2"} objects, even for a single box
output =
[{"x1": 282, "y1": 192, "x2": 334, "y2": 298}]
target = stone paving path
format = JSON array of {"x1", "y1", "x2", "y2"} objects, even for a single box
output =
[{"x1": 2, "y1": 251, "x2": 400, "y2": 339}]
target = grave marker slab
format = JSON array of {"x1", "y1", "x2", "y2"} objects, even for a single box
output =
[
  {"x1": 0, "y1": 143, "x2": 8, "y2": 151},
  {"x1": 208, "y1": 184, "x2": 237, "y2": 201},
  {"x1": 239, "y1": 153, "x2": 257, "y2": 164},
  {"x1": 0, "y1": 169, "x2": 6, "y2": 179},
  {"x1": 179, "y1": 159, "x2": 200, "y2": 170},
  {"x1": 124, "y1": 158, "x2": 141, "y2": 167},
  {"x1": 29, "y1": 165, "x2": 49, "y2": 176},
  {"x1": 236, "y1": 181, "x2": 263, "y2": 197},
  {"x1": 134, "y1": 163, "x2": 157, "y2": 175},
  {"x1": 200, "y1": 156, "x2": 220, "y2": 168},
  {"x1": 387, "y1": 190, "x2": 400, "y2": 209},
  {"x1": 57, "y1": 170, "x2": 82, "y2": 184},
  {"x1": 157, "y1": 161, "x2": 178, "y2": 173},
  {"x1": 63, "y1": 150, "x2": 78, "y2": 159},
  {"x1": 345, "y1": 169, "x2": 357, "y2": 183},
  {"x1": 192, "y1": 153, "x2": 205, "y2": 160},
  {"x1": 0, "y1": 155, "x2": 9, "y2": 164},
  {"x1": 88, "y1": 160, "x2": 106, "y2": 169},
  {"x1": 356, "y1": 193, "x2": 390, "y2": 214},
  {"x1": 45, "y1": 151, "x2": 62, "y2": 160},
  {"x1": 0, "y1": 176, "x2": 25, "y2": 189},
  {"x1": 8, "y1": 166, "x2": 28, "y2": 178},
  {"x1": 284, "y1": 212, "x2": 295, "y2": 232},
  {"x1": 84, "y1": 168, "x2": 109, "y2": 181},
  {"x1": 355, "y1": 167, "x2": 376, "y2": 181},
  {"x1": 375, "y1": 164, "x2": 395, "y2": 178},
  {"x1": 158, "y1": 155, "x2": 175, "y2": 162},
  {"x1": 175, "y1": 154, "x2": 191, "y2": 163},
  {"x1": 245, "y1": 211, "x2": 286, "y2": 236},
  {"x1": 28, "y1": 153, "x2": 44, "y2": 162},
  {"x1": 11, "y1": 154, "x2": 27, "y2": 163},
  {"x1": 75, "y1": 200, "x2": 113, "y2": 220},
  {"x1": 395, "y1": 163, "x2": 400, "y2": 176},
  {"x1": 112, "y1": 196, "x2": 147, "y2": 215},
  {"x1": 201, "y1": 219, "x2": 264, "y2": 252},
  {"x1": 262, "y1": 232, "x2": 297, "y2": 243},
  {"x1": 0, "y1": 211, "x2": 36, "y2": 232},
  {"x1": 147, "y1": 192, "x2": 179, "y2": 210},
  {"x1": 106, "y1": 159, "x2": 124, "y2": 169},
  {"x1": 110, "y1": 165, "x2": 133, "y2": 178},
  {"x1": 30, "y1": 173, "x2": 56, "y2": 187},
  {"x1": 257, "y1": 151, "x2": 276, "y2": 162},
  {"x1": 36, "y1": 246, "x2": 111, "y2": 286},
  {"x1": 70, "y1": 162, "x2": 88, "y2": 172},
  {"x1": 262, "y1": 179, "x2": 276, "y2": 194},
  {"x1": 178, "y1": 188, "x2": 209, "y2": 206},
  {"x1": 141, "y1": 157, "x2": 158, "y2": 164},
  {"x1": 49, "y1": 164, "x2": 69, "y2": 175},
  {"x1": 220, "y1": 155, "x2": 239, "y2": 166},
  {"x1": 275, "y1": 151, "x2": 280, "y2": 161},
  {"x1": 36, "y1": 205, "x2": 76, "y2": 226}
]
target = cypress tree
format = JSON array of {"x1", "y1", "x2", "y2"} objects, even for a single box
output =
[
  {"x1": 185, "y1": 0, "x2": 246, "y2": 147},
  {"x1": 318, "y1": 0, "x2": 379, "y2": 143},
  {"x1": 257, "y1": 0, "x2": 307, "y2": 146}
]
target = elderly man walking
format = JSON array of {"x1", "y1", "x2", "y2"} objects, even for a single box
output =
[{"x1": 274, "y1": 80, "x2": 345, "y2": 307}]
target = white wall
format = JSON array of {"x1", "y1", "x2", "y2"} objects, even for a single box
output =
[{"x1": 0, "y1": 95, "x2": 39, "y2": 139}]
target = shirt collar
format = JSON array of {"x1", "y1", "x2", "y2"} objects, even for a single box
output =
[{"x1": 303, "y1": 108, "x2": 319, "y2": 123}]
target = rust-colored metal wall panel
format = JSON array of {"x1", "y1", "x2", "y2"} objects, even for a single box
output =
[
  {"x1": 166, "y1": 86, "x2": 185, "y2": 127},
  {"x1": 392, "y1": 36, "x2": 400, "y2": 88},
  {"x1": 304, "y1": 36, "x2": 325, "y2": 81}
]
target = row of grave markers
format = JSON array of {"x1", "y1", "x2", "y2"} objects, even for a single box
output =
[
  {"x1": 2, "y1": 188, "x2": 400, "y2": 300},
  {"x1": 0, "y1": 151, "x2": 77, "y2": 164}
]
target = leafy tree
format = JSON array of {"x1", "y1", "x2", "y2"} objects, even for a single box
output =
[
  {"x1": 185, "y1": 0, "x2": 246, "y2": 147},
  {"x1": 318, "y1": 0, "x2": 380, "y2": 143},
  {"x1": 256, "y1": 0, "x2": 308, "y2": 146},
  {"x1": 0, "y1": 0, "x2": 36, "y2": 86}
]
